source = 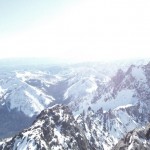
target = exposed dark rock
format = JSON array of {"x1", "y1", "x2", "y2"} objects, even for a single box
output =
[{"x1": 0, "y1": 105, "x2": 91, "y2": 150}]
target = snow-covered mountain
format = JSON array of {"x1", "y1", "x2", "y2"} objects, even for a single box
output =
[
  {"x1": 0, "y1": 67, "x2": 67, "y2": 138},
  {"x1": 72, "y1": 62, "x2": 150, "y2": 149},
  {"x1": 0, "y1": 59, "x2": 148, "y2": 118},
  {"x1": 0, "y1": 59, "x2": 150, "y2": 149}
]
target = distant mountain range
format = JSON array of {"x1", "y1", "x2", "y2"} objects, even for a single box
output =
[{"x1": 0, "y1": 58, "x2": 150, "y2": 149}]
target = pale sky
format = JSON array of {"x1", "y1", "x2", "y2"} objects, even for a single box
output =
[{"x1": 0, "y1": 0, "x2": 150, "y2": 62}]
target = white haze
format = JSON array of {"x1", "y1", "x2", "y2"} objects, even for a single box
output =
[{"x1": 0, "y1": 0, "x2": 150, "y2": 62}]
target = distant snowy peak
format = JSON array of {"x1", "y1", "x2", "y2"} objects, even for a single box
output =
[
  {"x1": 64, "y1": 76, "x2": 99, "y2": 100},
  {"x1": 0, "y1": 71, "x2": 56, "y2": 117},
  {"x1": 0, "y1": 105, "x2": 91, "y2": 150}
]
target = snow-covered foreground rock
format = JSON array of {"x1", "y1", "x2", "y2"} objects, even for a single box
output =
[
  {"x1": 0, "y1": 105, "x2": 149, "y2": 150},
  {"x1": 0, "y1": 105, "x2": 91, "y2": 150},
  {"x1": 113, "y1": 123, "x2": 150, "y2": 150}
]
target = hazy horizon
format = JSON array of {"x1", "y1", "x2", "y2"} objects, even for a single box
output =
[{"x1": 0, "y1": 0, "x2": 150, "y2": 62}]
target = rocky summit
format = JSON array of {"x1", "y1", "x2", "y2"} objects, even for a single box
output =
[{"x1": 0, "y1": 105, "x2": 91, "y2": 150}]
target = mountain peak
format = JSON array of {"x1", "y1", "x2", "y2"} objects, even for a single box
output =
[{"x1": 0, "y1": 105, "x2": 91, "y2": 150}]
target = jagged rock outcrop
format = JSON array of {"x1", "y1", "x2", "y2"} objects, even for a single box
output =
[
  {"x1": 0, "y1": 105, "x2": 91, "y2": 150},
  {"x1": 112, "y1": 123, "x2": 150, "y2": 150}
]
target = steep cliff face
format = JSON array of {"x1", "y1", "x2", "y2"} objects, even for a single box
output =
[
  {"x1": 0, "y1": 105, "x2": 91, "y2": 150},
  {"x1": 112, "y1": 123, "x2": 150, "y2": 150}
]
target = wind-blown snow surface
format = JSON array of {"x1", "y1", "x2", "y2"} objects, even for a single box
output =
[{"x1": 0, "y1": 59, "x2": 150, "y2": 149}]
